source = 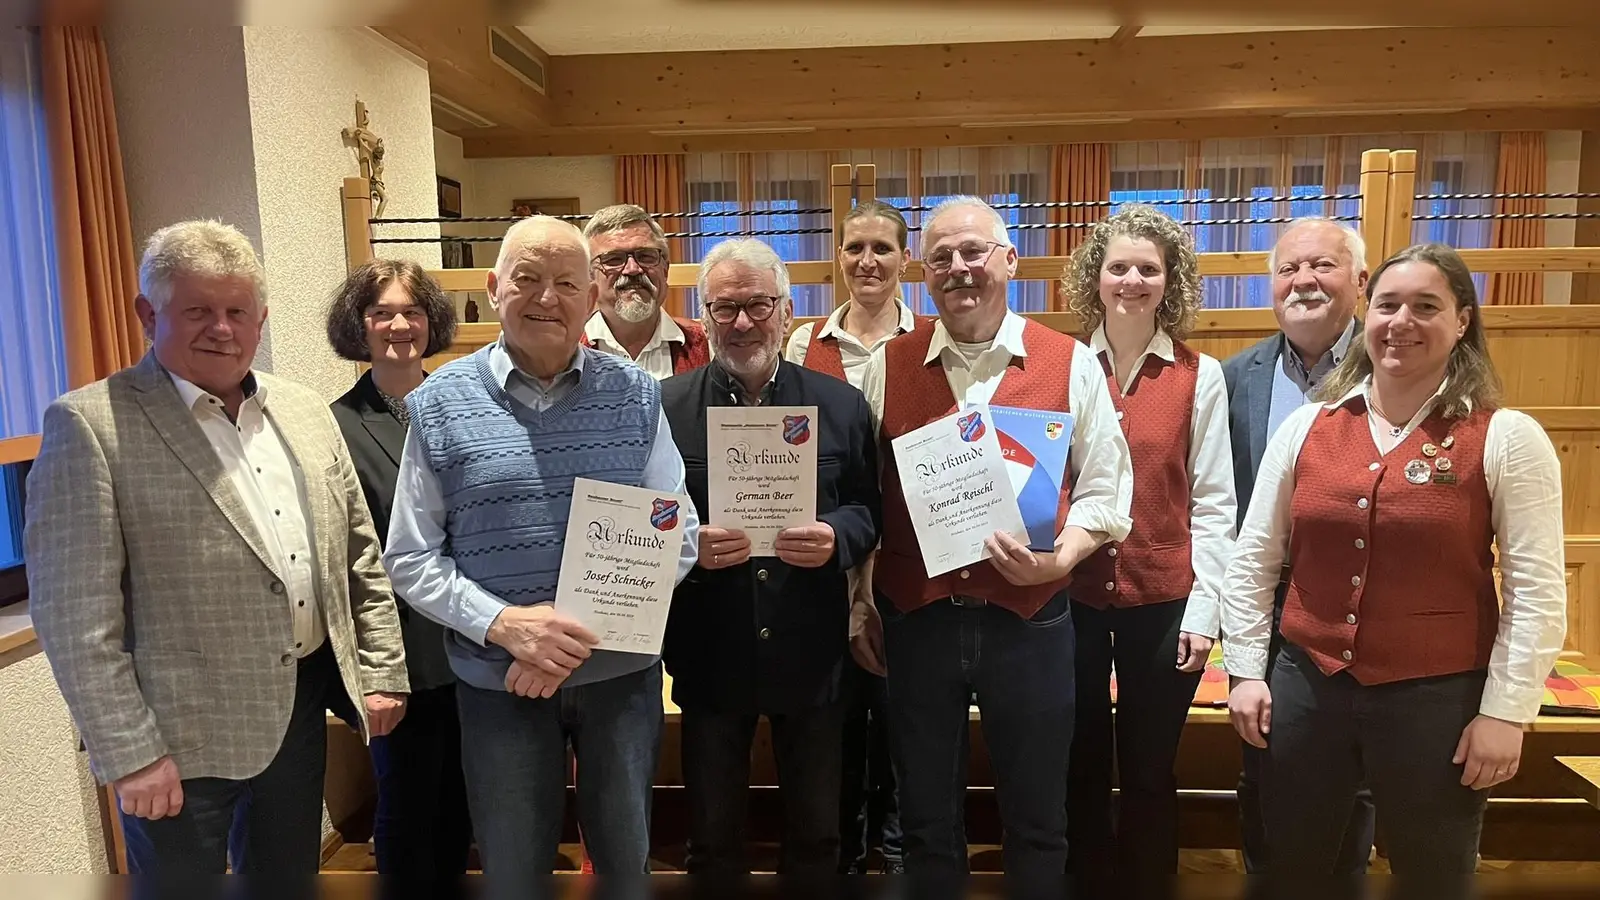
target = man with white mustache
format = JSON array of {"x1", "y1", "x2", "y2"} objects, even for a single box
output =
[
  {"x1": 1221, "y1": 216, "x2": 1373, "y2": 875},
  {"x1": 852, "y1": 197, "x2": 1132, "y2": 890},
  {"x1": 581, "y1": 204, "x2": 712, "y2": 379}
]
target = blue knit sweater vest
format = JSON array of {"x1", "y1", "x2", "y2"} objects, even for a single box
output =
[{"x1": 408, "y1": 344, "x2": 659, "y2": 690}]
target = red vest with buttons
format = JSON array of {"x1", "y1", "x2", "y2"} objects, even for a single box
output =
[
  {"x1": 874, "y1": 318, "x2": 1075, "y2": 619},
  {"x1": 1074, "y1": 341, "x2": 1199, "y2": 609},
  {"x1": 1281, "y1": 399, "x2": 1498, "y2": 685},
  {"x1": 801, "y1": 325, "x2": 848, "y2": 381},
  {"x1": 579, "y1": 316, "x2": 711, "y2": 376}
]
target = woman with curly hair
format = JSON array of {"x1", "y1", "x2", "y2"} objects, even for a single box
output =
[
  {"x1": 325, "y1": 259, "x2": 470, "y2": 886},
  {"x1": 1061, "y1": 205, "x2": 1238, "y2": 888}
]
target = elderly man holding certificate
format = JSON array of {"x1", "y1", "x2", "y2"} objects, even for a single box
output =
[
  {"x1": 383, "y1": 215, "x2": 699, "y2": 889},
  {"x1": 660, "y1": 238, "x2": 882, "y2": 881},
  {"x1": 854, "y1": 197, "x2": 1133, "y2": 889}
]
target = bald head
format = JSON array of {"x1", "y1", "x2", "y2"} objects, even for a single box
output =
[
  {"x1": 495, "y1": 215, "x2": 589, "y2": 278},
  {"x1": 488, "y1": 214, "x2": 597, "y2": 379}
]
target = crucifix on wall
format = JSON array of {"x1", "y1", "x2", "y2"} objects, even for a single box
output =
[{"x1": 342, "y1": 99, "x2": 387, "y2": 216}]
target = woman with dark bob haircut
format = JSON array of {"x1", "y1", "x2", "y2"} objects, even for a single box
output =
[{"x1": 325, "y1": 259, "x2": 470, "y2": 885}]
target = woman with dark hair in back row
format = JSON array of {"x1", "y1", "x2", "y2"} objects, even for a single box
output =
[
  {"x1": 325, "y1": 259, "x2": 470, "y2": 887},
  {"x1": 1224, "y1": 243, "x2": 1567, "y2": 879}
]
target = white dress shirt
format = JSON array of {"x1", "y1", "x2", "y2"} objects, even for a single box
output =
[
  {"x1": 170, "y1": 372, "x2": 324, "y2": 657},
  {"x1": 383, "y1": 341, "x2": 700, "y2": 647},
  {"x1": 584, "y1": 308, "x2": 692, "y2": 381},
  {"x1": 1221, "y1": 378, "x2": 1567, "y2": 723},
  {"x1": 858, "y1": 310, "x2": 1134, "y2": 546},
  {"x1": 784, "y1": 298, "x2": 917, "y2": 391},
  {"x1": 1089, "y1": 326, "x2": 1238, "y2": 637}
]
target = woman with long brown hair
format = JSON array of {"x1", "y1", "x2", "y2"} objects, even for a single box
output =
[
  {"x1": 1223, "y1": 243, "x2": 1566, "y2": 876},
  {"x1": 1062, "y1": 205, "x2": 1237, "y2": 889}
]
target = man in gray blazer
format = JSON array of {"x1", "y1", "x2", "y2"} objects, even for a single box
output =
[
  {"x1": 1222, "y1": 216, "x2": 1374, "y2": 874},
  {"x1": 26, "y1": 220, "x2": 410, "y2": 875}
]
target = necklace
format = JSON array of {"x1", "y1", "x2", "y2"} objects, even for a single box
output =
[{"x1": 1366, "y1": 393, "x2": 1407, "y2": 438}]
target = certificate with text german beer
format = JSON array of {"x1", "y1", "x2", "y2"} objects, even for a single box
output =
[
  {"x1": 890, "y1": 405, "x2": 1028, "y2": 577},
  {"x1": 555, "y1": 477, "x2": 689, "y2": 655},
  {"x1": 708, "y1": 406, "x2": 819, "y2": 556}
]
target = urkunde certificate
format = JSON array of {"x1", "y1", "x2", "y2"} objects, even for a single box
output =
[
  {"x1": 890, "y1": 405, "x2": 1028, "y2": 577},
  {"x1": 554, "y1": 477, "x2": 689, "y2": 655},
  {"x1": 707, "y1": 406, "x2": 819, "y2": 556}
]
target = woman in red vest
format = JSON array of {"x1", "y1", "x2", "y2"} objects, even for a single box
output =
[
  {"x1": 784, "y1": 200, "x2": 918, "y2": 390},
  {"x1": 1061, "y1": 205, "x2": 1238, "y2": 888},
  {"x1": 1223, "y1": 243, "x2": 1566, "y2": 876}
]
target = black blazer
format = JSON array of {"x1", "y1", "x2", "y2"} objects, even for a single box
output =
[
  {"x1": 660, "y1": 361, "x2": 881, "y2": 715},
  {"x1": 1221, "y1": 332, "x2": 1287, "y2": 531},
  {"x1": 331, "y1": 370, "x2": 455, "y2": 691}
]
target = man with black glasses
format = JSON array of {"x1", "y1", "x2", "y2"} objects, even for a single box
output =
[
  {"x1": 660, "y1": 238, "x2": 882, "y2": 882},
  {"x1": 583, "y1": 204, "x2": 711, "y2": 378}
]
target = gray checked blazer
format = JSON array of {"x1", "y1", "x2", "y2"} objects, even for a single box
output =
[{"x1": 25, "y1": 352, "x2": 409, "y2": 785}]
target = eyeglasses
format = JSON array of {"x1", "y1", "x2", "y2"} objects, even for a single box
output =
[
  {"x1": 705, "y1": 296, "x2": 780, "y2": 325},
  {"x1": 923, "y1": 241, "x2": 1003, "y2": 274},
  {"x1": 592, "y1": 248, "x2": 666, "y2": 273}
]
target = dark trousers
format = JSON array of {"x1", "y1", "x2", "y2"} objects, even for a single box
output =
[
  {"x1": 1239, "y1": 600, "x2": 1375, "y2": 875},
  {"x1": 681, "y1": 701, "x2": 845, "y2": 879},
  {"x1": 120, "y1": 642, "x2": 352, "y2": 880},
  {"x1": 879, "y1": 590, "x2": 1075, "y2": 894},
  {"x1": 838, "y1": 660, "x2": 902, "y2": 874},
  {"x1": 1264, "y1": 644, "x2": 1489, "y2": 877},
  {"x1": 455, "y1": 661, "x2": 662, "y2": 889},
  {"x1": 1066, "y1": 598, "x2": 1201, "y2": 887},
  {"x1": 369, "y1": 683, "x2": 473, "y2": 882}
]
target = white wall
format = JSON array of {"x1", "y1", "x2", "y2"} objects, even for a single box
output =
[
  {"x1": 434, "y1": 127, "x2": 490, "y2": 321},
  {"x1": 0, "y1": 651, "x2": 109, "y2": 874},
  {"x1": 242, "y1": 27, "x2": 441, "y2": 399},
  {"x1": 467, "y1": 155, "x2": 615, "y2": 294},
  {"x1": 1546, "y1": 130, "x2": 1582, "y2": 305}
]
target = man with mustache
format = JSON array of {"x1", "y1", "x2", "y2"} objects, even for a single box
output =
[
  {"x1": 1222, "y1": 216, "x2": 1374, "y2": 875},
  {"x1": 851, "y1": 197, "x2": 1133, "y2": 891},
  {"x1": 582, "y1": 204, "x2": 711, "y2": 379},
  {"x1": 27, "y1": 219, "x2": 409, "y2": 876},
  {"x1": 659, "y1": 238, "x2": 882, "y2": 881},
  {"x1": 383, "y1": 215, "x2": 699, "y2": 887}
]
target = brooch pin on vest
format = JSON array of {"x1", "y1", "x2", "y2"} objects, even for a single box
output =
[{"x1": 1404, "y1": 459, "x2": 1432, "y2": 484}]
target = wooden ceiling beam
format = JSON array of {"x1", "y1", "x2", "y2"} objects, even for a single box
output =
[{"x1": 374, "y1": 25, "x2": 553, "y2": 130}]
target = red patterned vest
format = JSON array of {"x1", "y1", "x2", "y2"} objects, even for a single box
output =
[
  {"x1": 1074, "y1": 341, "x2": 1199, "y2": 609},
  {"x1": 874, "y1": 318, "x2": 1076, "y2": 619},
  {"x1": 580, "y1": 315, "x2": 710, "y2": 376},
  {"x1": 1281, "y1": 399, "x2": 1499, "y2": 685},
  {"x1": 801, "y1": 313, "x2": 931, "y2": 383}
]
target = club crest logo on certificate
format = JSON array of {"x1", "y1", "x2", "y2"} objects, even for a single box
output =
[
  {"x1": 554, "y1": 477, "x2": 689, "y2": 655},
  {"x1": 890, "y1": 405, "x2": 1028, "y2": 577},
  {"x1": 708, "y1": 406, "x2": 819, "y2": 556}
]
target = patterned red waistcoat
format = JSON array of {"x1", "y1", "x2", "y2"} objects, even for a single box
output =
[
  {"x1": 874, "y1": 318, "x2": 1076, "y2": 619},
  {"x1": 1074, "y1": 342, "x2": 1199, "y2": 609},
  {"x1": 580, "y1": 315, "x2": 710, "y2": 376},
  {"x1": 1281, "y1": 399, "x2": 1499, "y2": 684}
]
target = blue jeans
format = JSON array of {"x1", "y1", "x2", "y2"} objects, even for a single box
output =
[
  {"x1": 878, "y1": 590, "x2": 1075, "y2": 893},
  {"x1": 455, "y1": 660, "x2": 662, "y2": 887}
]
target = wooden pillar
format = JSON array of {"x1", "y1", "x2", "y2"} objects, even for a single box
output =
[
  {"x1": 342, "y1": 177, "x2": 375, "y2": 272},
  {"x1": 1575, "y1": 132, "x2": 1600, "y2": 304},
  {"x1": 1385, "y1": 150, "x2": 1418, "y2": 259},
  {"x1": 856, "y1": 163, "x2": 878, "y2": 205},
  {"x1": 830, "y1": 163, "x2": 853, "y2": 308},
  {"x1": 1356, "y1": 149, "x2": 1391, "y2": 275}
]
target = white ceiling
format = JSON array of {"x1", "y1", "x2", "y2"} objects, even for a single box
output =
[{"x1": 516, "y1": 6, "x2": 1364, "y2": 56}]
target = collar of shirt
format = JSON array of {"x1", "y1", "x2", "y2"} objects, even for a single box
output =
[
  {"x1": 1283, "y1": 317, "x2": 1356, "y2": 385},
  {"x1": 1327, "y1": 375, "x2": 1461, "y2": 424},
  {"x1": 168, "y1": 370, "x2": 265, "y2": 413},
  {"x1": 1088, "y1": 323, "x2": 1176, "y2": 370},
  {"x1": 488, "y1": 336, "x2": 584, "y2": 392},
  {"x1": 583, "y1": 308, "x2": 684, "y2": 358},
  {"x1": 924, "y1": 309, "x2": 1029, "y2": 369},
  {"x1": 818, "y1": 297, "x2": 916, "y2": 347},
  {"x1": 710, "y1": 358, "x2": 781, "y2": 406}
]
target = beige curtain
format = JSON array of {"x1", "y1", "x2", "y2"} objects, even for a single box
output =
[
  {"x1": 617, "y1": 154, "x2": 689, "y2": 316},
  {"x1": 1047, "y1": 144, "x2": 1111, "y2": 310},
  {"x1": 1487, "y1": 132, "x2": 1547, "y2": 305},
  {"x1": 40, "y1": 26, "x2": 142, "y2": 387}
]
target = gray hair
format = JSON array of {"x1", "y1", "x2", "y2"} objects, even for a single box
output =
[
  {"x1": 495, "y1": 215, "x2": 589, "y2": 274},
  {"x1": 696, "y1": 238, "x2": 792, "y2": 302},
  {"x1": 1268, "y1": 217, "x2": 1368, "y2": 275},
  {"x1": 139, "y1": 220, "x2": 267, "y2": 311},
  {"x1": 583, "y1": 203, "x2": 668, "y2": 247},
  {"x1": 923, "y1": 196, "x2": 1013, "y2": 248}
]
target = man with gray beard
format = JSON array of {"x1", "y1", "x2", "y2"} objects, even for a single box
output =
[
  {"x1": 1221, "y1": 216, "x2": 1374, "y2": 875},
  {"x1": 659, "y1": 238, "x2": 881, "y2": 881},
  {"x1": 582, "y1": 204, "x2": 712, "y2": 379}
]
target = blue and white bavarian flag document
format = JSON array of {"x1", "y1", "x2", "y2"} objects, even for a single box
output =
[
  {"x1": 989, "y1": 406, "x2": 1073, "y2": 551},
  {"x1": 890, "y1": 405, "x2": 1028, "y2": 577}
]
